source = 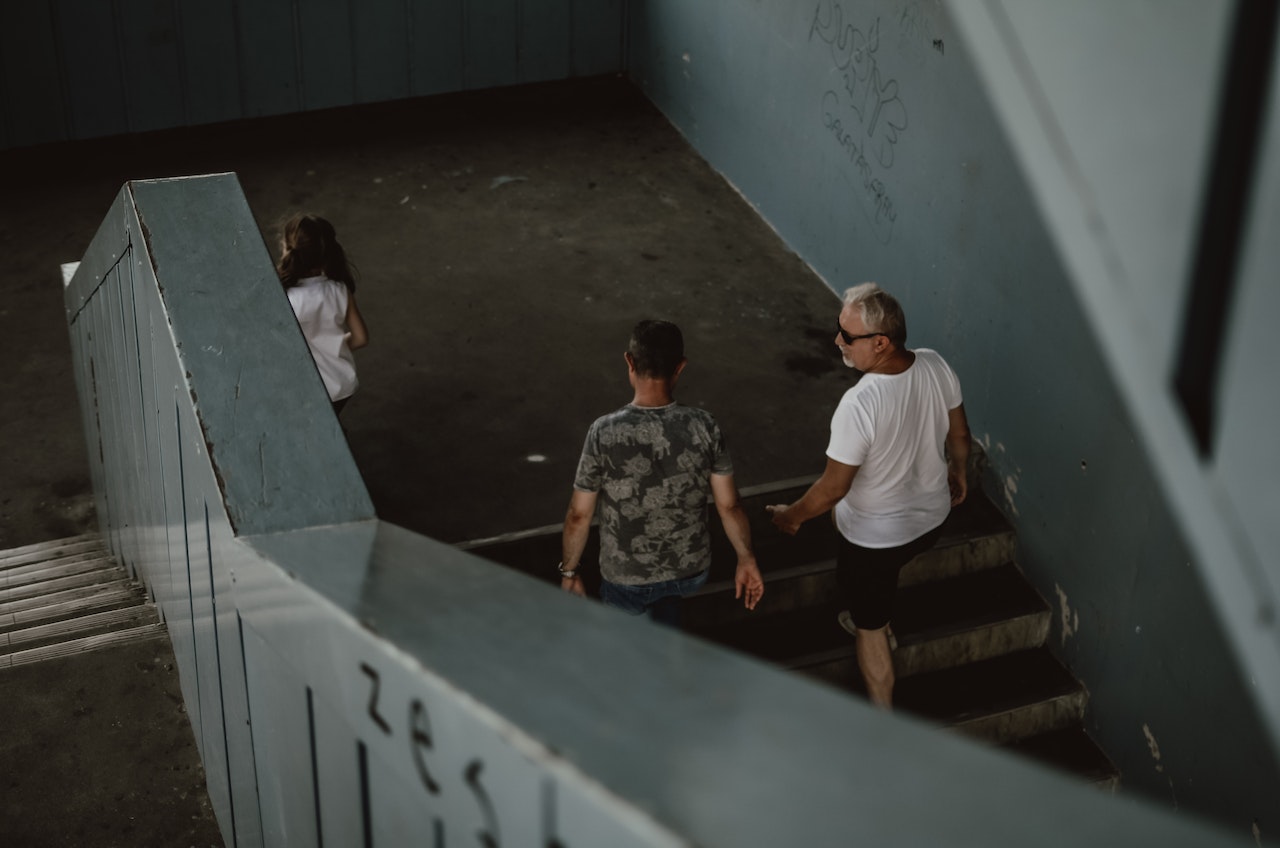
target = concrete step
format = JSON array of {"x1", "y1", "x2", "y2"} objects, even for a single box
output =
[
  {"x1": 893, "y1": 564, "x2": 1052, "y2": 676},
  {"x1": 0, "y1": 578, "x2": 141, "y2": 617},
  {"x1": 1, "y1": 623, "x2": 168, "y2": 669},
  {"x1": 892, "y1": 647, "x2": 1087, "y2": 745},
  {"x1": 1, "y1": 583, "x2": 150, "y2": 630},
  {"x1": 464, "y1": 482, "x2": 1016, "y2": 603},
  {"x1": 459, "y1": 476, "x2": 829, "y2": 582},
  {"x1": 3, "y1": 604, "x2": 161, "y2": 653},
  {"x1": 0, "y1": 563, "x2": 130, "y2": 604},
  {"x1": 1, "y1": 552, "x2": 116, "y2": 587},
  {"x1": 792, "y1": 646, "x2": 1084, "y2": 745},
  {"x1": 1003, "y1": 726, "x2": 1121, "y2": 792},
  {"x1": 0, "y1": 533, "x2": 104, "y2": 568},
  {"x1": 684, "y1": 500, "x2": 1019, "y2": 632},
  {"x1": 791, "y1": 647, "x2": 1088, "y2": 747},
  {"x1": 705, "y1": 480, "x2": 1016, "y2": 587},
  {"x1": 0, "y1": 534, "x2": 161, "y2": 670},
  {"x1": 687, "y1": 563, "x2": 1050, "y2": 677}
]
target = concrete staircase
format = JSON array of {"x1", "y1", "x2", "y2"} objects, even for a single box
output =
[
  {"x1": 0, "y1": 533, "x2": 163, "y2": 669},
  {"x1": 682, "y1": 482, "x2": 1119, "y2": 789},
  {"x1": 466, "y1": 470, "x2": 1120, "y2": 790}
]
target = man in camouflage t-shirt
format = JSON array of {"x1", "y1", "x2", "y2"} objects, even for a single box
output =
[{"x1": 559, "y1": 320, "x2": 764, "y2": 624}]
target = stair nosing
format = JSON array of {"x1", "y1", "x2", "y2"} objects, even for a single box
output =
[
  {"x1": 944, "y1": 690, "x2": 1090, "y2": 746},
  {"x1": 3, "y1": 584, "x2": 148, "y2": 629},
  {"x1": 947, "y1": 688, "x2": 1088, "y2": 728},
  {"x1": 0, "y1": 567, "x2": 129, "y2": 603},
  {"x1": 896, "y1": 649, "x2": 1086, "y2": 724},
  {"x1": 690, "y1": 562, "x2": 1048, "y2": 658},
  {"x1": 778, "y1": 611, "x2": 1051, "y2": 676},
  {"x1": 1, "y1": 555, "x2": 117, "y2": 586},
  {"x1": 899, "y1": 606, "x2": 1050, "y2": 645},
  {"x1": 0, "y1": 622, "x2": 168, "y2": 669},
  {"x1": 1, "y1": 549, "x2": 112, "y2": 576},
  {"x1": 0, "y1": 577, "x2": 137, "y2": 615},
  {"x1": 1001, "y1": 726, "x2": 1122, "y2": 786},
  {"x1": 691, "y1": 526, "x2": 1019, "y2": 600},
  {"x1": 0, "y1": 534, "x2": 103, "y2": 565},
  {"x1": 783, "y1": 644, "x2": 856, "y2": 671},
  {"x1": 3, "y1": 605, "x2": 160, "y2": 650}
]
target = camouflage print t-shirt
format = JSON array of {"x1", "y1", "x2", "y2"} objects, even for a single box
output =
[{"x1": 574, "y1": 402, "x2": 733, "y2": 586}]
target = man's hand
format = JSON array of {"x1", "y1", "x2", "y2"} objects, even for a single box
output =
[
  {"x1": 560, "y1": 490, "x2": 597, "y2": 599},
  {"x1": 948, "y1": 469, "x2": 968, "y2": 506},
  {"x1": 711, "y1": 474, "x2": 764, "y2": 610},
  {"x1": 766, "y1": 504, "x2": 801, "y2": 536},
  {"x1": 735, "y1": 558, "x2": 765, "y2": 610},
  {"x1": 767, "y1": 460, "x2": 857, "y2": 536}
]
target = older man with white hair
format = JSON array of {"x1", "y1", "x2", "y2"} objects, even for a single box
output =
[{"x1": 768, "y1": 283, "x2": 970, "y2": 708}]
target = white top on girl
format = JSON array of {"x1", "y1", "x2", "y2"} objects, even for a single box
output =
[{"x1": 287, "y1": 275, "x2": 359, "y2": 402}]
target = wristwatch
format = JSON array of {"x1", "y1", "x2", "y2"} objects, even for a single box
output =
[{"x1": 557, "y1": 561, "x2": 578, "y2": 579}]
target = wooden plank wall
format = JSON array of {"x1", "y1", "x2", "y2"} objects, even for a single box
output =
[{"x1": 0, "y1": 0, "x2": 625, "y2": 150}]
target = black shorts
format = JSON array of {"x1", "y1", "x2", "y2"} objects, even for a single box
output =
[{"x1": 836, "y1": 524, "x2": 943, "y2": 631}]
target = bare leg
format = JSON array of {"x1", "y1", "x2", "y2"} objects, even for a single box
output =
[{"x1": 856, "y1": 625, "x2": 895, "y2": 709}]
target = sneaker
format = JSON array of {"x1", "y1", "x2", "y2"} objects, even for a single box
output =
[{"x1": 837, "y1": 609, "x2": 898, "y2": 650}]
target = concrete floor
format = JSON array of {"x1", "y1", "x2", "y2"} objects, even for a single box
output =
[{"x1": 0, "y1": 76, "x2": 856, "y2": 844}]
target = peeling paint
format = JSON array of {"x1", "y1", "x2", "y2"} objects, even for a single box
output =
[
  {"x1": 983, "y1": 440, "x2": 1021, "y2": 517},
  {"x1": 1054, "y1": 583, "x2": 1077, "y2": 646},
  {"x1": 1002, "y1": 473, "x2": 1019, "y2": 516},
  {"x1": 1142, "y1": 723, "x2": 1164, "y2": 773}
]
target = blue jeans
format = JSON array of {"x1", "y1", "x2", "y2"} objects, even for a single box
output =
[{"x1": 599, "y1": 569, "x2": 710, "y2": 627}]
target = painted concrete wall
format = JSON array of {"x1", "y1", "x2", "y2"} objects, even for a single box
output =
[
  {"x1": 626, "y1": 0, "x2": 1280, "y2": 836},
  {"x1": 949, "y1": 0, "x2": 1280, "y2": 771},
  {"x1": 0, "y1": 0, "x2": 624, "y2": 150}
]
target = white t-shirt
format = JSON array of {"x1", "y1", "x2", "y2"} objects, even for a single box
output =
[
  {"x1": 286, "y1": 275, "x2": 358, "y2": 402},
  {"x1": 826, "y1": 348, "x2": 962, "y2": 548}
]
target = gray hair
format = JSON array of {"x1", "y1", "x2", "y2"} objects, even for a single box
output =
[{"x1": 843, "y1": 282, "x2": 907, "y2": 346}]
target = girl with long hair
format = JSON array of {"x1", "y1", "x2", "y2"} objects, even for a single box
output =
[{"x1": 278, "y1": 214, "x2": 369, "y2": 414}]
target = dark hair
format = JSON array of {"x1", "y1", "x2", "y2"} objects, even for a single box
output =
[
  {"x1": 277, "y1": 214, "x2": 357, "y2": 291},
  {"x1": 628, "y1": 320, "x2": 684, "y2": 379}
]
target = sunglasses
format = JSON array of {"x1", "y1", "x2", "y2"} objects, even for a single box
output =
[{"x1": 836, "y1": 322, "x2": 883, "y2": 345}]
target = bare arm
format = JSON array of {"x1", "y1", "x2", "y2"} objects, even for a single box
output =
[
  {"x1": 766, "y1": 458, "x2": 858, "y2": 535},
  {"x1": 345, "y1": 290, "x2": 369, "y2": 350},
  {"x1": 559, "y1": 489, "x2": 597, "y2": 596},
  {"x1": 711, "y1": 473, "x2": 764, "y2": 610},
  {"x1": 946, "y1": 404, "x2": 971, "y2": 506}
]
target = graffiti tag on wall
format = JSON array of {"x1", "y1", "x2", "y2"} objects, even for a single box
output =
[{"x1": 810, "y1": 2, "x2": 907, "y2": 243}]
